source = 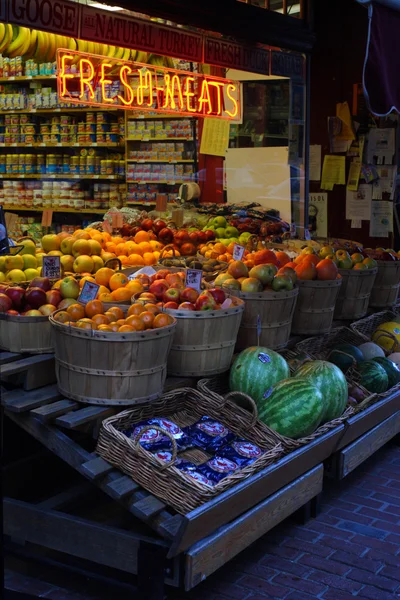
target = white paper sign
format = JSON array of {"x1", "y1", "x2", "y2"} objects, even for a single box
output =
[
  {"x1": 128, "y1": 266, "x2": 157, "y2": 280},
  {"x1": 78, "y1": 281, "x2": 100, "y2": 304},
  {"x1": 369, "y1": 200, "x2": 394, "y2": 238},
  {"x1": 367, "y1": 128, "x2": 395, "y2": 165},
  {"x1": 345, "y1": 184, "x2": 372, "y2": 220},
  {"x1": 309, "y1": 193, "x2": 328, "y2": 238},
  {"x1": 185, "y1": 269, "x2": 202, "y2": 291},
  {"x1": 351, "y1": 219, "x2": 362, "y2": 229},
  {"x1": 42, "y1": 255, "x2": 61, "y2": 279},
  {"x1": 233, "y1": 244, "x2": 245, "y2": 261}
]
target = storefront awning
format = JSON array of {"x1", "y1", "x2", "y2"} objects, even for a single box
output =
[{"x1": 360, "y1": 0, "x2": 400, "y2": 115}]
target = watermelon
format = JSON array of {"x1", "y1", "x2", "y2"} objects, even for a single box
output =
[
  {"x1": 328, "y1": 343, "x2": 364, "y2": 374},
  {"x1": 358, "y1": 361, "x2": 388, "y2": 393},
  {"x1": 294, "y1": 360, "x2": 348, "y2": 422},
  {"x1": 229, "y1": 346, "x2": 290, "y2": 406},
  {"x1": 259, "y1": 378, "x2": 325, "y2": 439},
  {"x1": 388, "y1": 352, "x2": 400, "y2": 366},
  {"x1": 358, "y1": 342, "x2": 385, "y2": 361},
  {"x1": 372, "y1": 357, "x2": 400, "y2": 389}
]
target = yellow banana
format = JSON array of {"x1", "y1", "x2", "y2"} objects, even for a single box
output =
[
  {"x1": 98, "y1": 43, "x2": 107, "y2": 57},
  {"x1": 136, "y1": 51, "x2": 148, "y2": 64},
  {"x1": 34, "y1": 30, "x2": 48, "y2": 62},
  {"x1": 9, "y1": 27, "x2": 31, "y2": 58},
  {"x1": 0, "y1": 23, "x2": 5, "y2": 48},
  {"x1": 76, "y1": 39, "x2": 87, "y2": 53},
  {"x1": 6, "y1": 26, "x2": 24, "y2": 57},
  {"x1": 106, "y1": 45, "x2": 115, "y2": 58},
  {"x1": 45, "y1": 32, "x2": 56, "y2": 61},
  {"x1": 24, "y1": 28, "x2": 37, "y2": 59},
  {"x1": 0, "y1": 24, "x2": 13, "y2": 54},
  {"x1": 67, "y1": 36, "x2": 76, "y2": 51},
  {"x1": 121, "y1": 47, "x2": 130, "y2": 61},
  {"x1": 130, "y1": 49, "x2": 138, "y2": 62},
  {"x1": 113, "y1": 45, "x2": 124, "y2": 60},
  {"x1": 165, "y1": 56, "x2": 175, "y2": 69}
]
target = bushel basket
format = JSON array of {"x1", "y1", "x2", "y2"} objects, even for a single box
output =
[
  {"x1": 0, "y1": 312, "x2": 53, "y2": 353},
  {"x1": 96, "y1": 387, "x2": 285, "y2": 514},
  {"x1": 334, "y1": 268, "x2": 377, "y2": 320},
  {"x1": 369, "y1": 261, "x2": 400, "y2": 308},
  {"x1": 291, "y1": 278, "x2": 342, "y2": 335}
]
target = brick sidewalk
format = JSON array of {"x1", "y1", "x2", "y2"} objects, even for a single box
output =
[{"x1": 5, "y1": 440, "x2": 400, "y2": 600}]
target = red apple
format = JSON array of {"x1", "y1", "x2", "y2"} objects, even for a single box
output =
[
  {"x1": 178, "y1": 302, "x2": 195, "y2": 310},
  {"x1": 23, "y1": 309, "x2": 43, "y2": 317},
  {"x1": 195, "y1": 292, "x2": 217, "y2": 311},
  {"x1": 139, "y1": 292, "x2": 157, "y2": 303},
  {"x1": 6, "y1": 309, "x2": 19, "y2": 316},
  {"x1": 158, "y1": 228, "x2": 174, "y2": 244},
  {"x1": 180, "y1": 287, "x2": 199, "y2": 303},
  {"x1": 141, "y1": 219, "x2": 154, "y2": 231},
  {"x1": 204, "y1": 229, "x2": 216, "y2": 241},
  {"x1": 174, "y1": 230, "x2": 190, "y2": 246},
  {"x1": 29, "y1": 276, "x2": 51, "y2": 292},
  {"x1": 39, "y1": 304, "x2": 57, "y2": 316},
  {"x1": 189, "y1": 231, "x2": 199, "y2": 244},
  {"x1": 46, "y1": 289, "x2": 62, "y2": 307},
  {"x1": 149, "y1": 279, "x2": 169, "y2": 300},
  {"x1": 163, "y1": 301, "x2": 179, "y2": 309},
  {"x1": 163, "y1": 287, "x2": 181, "y2": 303},
  {"x1": 209, "y1": 288, "x2": 226, "y2": 304},
  {"x1": 23, "y1": 304, "x2": 33, "y2": 312},
  {"x1": 24, "y1": 287, "x2": 47, "y2": 309},
  {"x1": 0, "y1": 283, "x2": 8, "y2": 294},
  {"x1": 5, "y1": 286, "x2": 26, "y2": 310},
  {"x1": 197, "y1": 231, "x2": 207, "y2": 243},
  {"x1": 155, "y1": 269, "x2": 171, "y2": 280},
  {"x1": 0, "y1": 293, "x2": 13, "y2": 312},
  {"x1": 180, "y1": 242, "x2": 196, "y2": 256},
  {"x1": 152, "y1": 219, "x2": 167, "y2": 234}
]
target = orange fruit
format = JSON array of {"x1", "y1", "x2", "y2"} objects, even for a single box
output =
[
  {"x1": 127, "y1": 303, "x2": 144, "y2": 317},
  {"x1": 117, "y1": 256, "x2": 130, "y2": 266},
  {"x1": 107, "y1": 306, "x2": 125, "y2": 320},
  {"x1": 76, "y1": 318, "x2": 98, "y2": 330},
  {"x1": 98, "y1": 292, "x2": 114, "y2": 302},
  {"x1": 101, "y1": 251, "x2": 116, "y2": 263},
  {"x1": 109, "y1": 272, "x2": 129, "y2": 291},
  {"x1": 111, "y1": 236, "x2": 124, "y2": 245},
  {"x1": 118, "y1": 324, "x2": 135, "y2": 332},
  {"x1": 134, "y1": 230, "x2": 150, "y2": 244},
  {"x1": 92, "y1": 233, "x2": 106, "y2": 245},
  {"x1": 153, "y1": 313, "x2": 174, "y2": 328},
  {"x1": 53, "y1": 310, "x2": 71, "y2": 323},
  {"x1": 67, "y1": 303, "x2": 85, "y2": 321},
  {"x1": 150, "y1": 240, "x2": 163, "y2": 251},
  {"x1": 79, "y1": 275, "x2": 96, "y2": 288},
  {"x1": 109, "y1": 323, "x2": 120, "y2": 332},
  {"x1": 85, "y1": 299, "x2": 104, "y2": 318},
  {"x1": 116, "y1": 319, "x2": 126, "y2": 327},
  {"x1": 144, "y1": 303, "x2": 160, "y2": 315},
  {"x1": 126, "y1": 280, "x2": 144, "y2": 295},
  {"x1": 95, "y1": 267, "x2": 114, "y2": 287},
  {"x1": 214, "y1": 242, "x2": 227, "y2": 254},
  {"x1": 97, "y1": 324, "x2": 113, "y2": 332},
  {"x1": 74, "y1": 231, "x2": 91, "y2": 241},
  {"x1": 104, "y1": 311, "x2": 118, "y2": 322},
  {"x1": 140, "y1": 311, "x2": 155, "y2": 329},
  {"x1": 97, "y1": 285, "x2": 110, "y2": 296},
  {"x1": 126, "y1": 315, "x2": 146, "y2": 330},
  {"x1": 143, "y1": 252, "x2": 156, "y2": 266},
  {"x1": 111, "y1": 287, "x2": 132, "y2": 302},
  {"x1": 105, "y1": 242, "x2": 117, "y2": 254},
  {"x1": 92, "y1": 313, "x2": 111, "y2": 326},
  {"x1": 115, "y1": 243, "x2": 128, "y2": 256},
  {"x1": 138, "y1": 241, "x2": 152, "y2": 254},
  {"x1": 128, "y1": 253, "x2": 144, "y2": 266}
]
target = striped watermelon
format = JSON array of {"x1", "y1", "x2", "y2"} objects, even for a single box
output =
[
  {"x1": 258, "y1": 378, "x2": 325, "y2": 439},
  {"x1": 229, "y1": 346, "x2": 290, "y2": 406},
  {"x1": 372, "y1": 357, "x2": 400, "y2": 389},
  {"x1": 294, "y1": 360, "x2": 348, "y2": 422},
  {"x1": 358, "y1": 361, "x2": 388, "y2": 393}
]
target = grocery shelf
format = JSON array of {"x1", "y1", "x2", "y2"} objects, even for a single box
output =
[
  {"x1": 3, "y1": 206, "x2": 107, "y2": 214},
  {"x1": 126, "y1": 179, "x2": 184, "y2": 184},
  {"x1": 126, "y1": 159, "x2": 194, "y2": 163},
  {"x1": 126, "y1": 137, "x2": 193, "y2": 142},
  {"x1": 0, "y1": 75, "x2": 56, "y2": 82},
  {"x1": 0, "y1": 143, "x2": 124, "y2": 148},
  {"x1": 0, "y1": 174, "x2": 124, "y2": 180},
  {"x1": 0, "y1": 108, "x2": 123, "y2": 114}
]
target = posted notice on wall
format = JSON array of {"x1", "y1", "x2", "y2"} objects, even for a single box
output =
[
  {"x1": 369, "y1": 200, "x2": 394, "y2": 238},
  {"x1": 309, "y1": 145, "x2": 322, "y2": 181},
  {"x1": 199, "y1": 118, "x2": 230, "y2": 157},
  {"x1": 321, "y1": 155, "x2": 345, "y2": 190},
  {"x1": 309, "y1": 193, "x2": 328, "y2": 238},
  {"x1": 345, "y1": 184, "x2": 372, "y2": 220}
]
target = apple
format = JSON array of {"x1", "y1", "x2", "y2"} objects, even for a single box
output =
[
  {"x1": 240, "y1": 277, "x2": 263, "y2": 293},
  {"x1": 41, "y1": 234, "x2": 60, "y2": 252},
  {"x1": 6, "y1": 309, "x2": 19, "y2": 316},
  {"x1": 29, "y1": 276, "x2": 51, "y2": 292},
  {"x1": 5, "y1": 286, "x2": 25, "y2": 310},
  {"x1": 158, "y1": 228, "x2": 174, "y2": 244},
  {"x1": 180, "y1": 242, "x2": 196, "y2": 256},
  {"x1": 141, "y1": 219, "x2": 154, "y2": 231},
  {"x1": 204, "y1": 229, "x2": 215, "y2": 241},
  {"x1": 165, "y1": 273, "x2": 183, "y2": 286},
  {"x1": 180, "y1": 287, "x2": 200, "y2": 304},
  {"x1": 46, "y1": 289, "x2": 62, "y2": 306},
  {"x1": 249, "y1": 264, "x2": 277, "y2": 286},
  {"x1": 227, "y1": 260, "x2": 249, "y2": 279},
  {"x1": 208, "y1": 288, "x2": 226, "y2": 304},
  {"x1": 149, "y1": 279, "x2": 169, "y2": 300},
  {"x1": 39, "y1": 303, "x2": 57, "y2": 315},
  {"x1": 319, "y1": 245, "x2": 334, "y2": 259},
  {"x1": 174, "y1": 230, "x2": 190, "y2": 246},
  {"x1": 152, "y1": 220, "x2": 167, "y2": 234},
  {"x1": 222, "y1": 278, "x2": 241, "y2": 291},
  {"x1": 154, "y1": 269, "x2": 171, "y2": 280},
  {"x1": 25, "y1": 287, "x2": 47, "y2": 309},
  {"x1": 23, "y1": 309, "x2": 43, "y2": 317},
  {"x1": 301, "y1": 247, "x2": 316, "y2": 256},
  {"x1": 178, "y1": 302, "x2": 195, "y2": 310},
  {"x1": 60, "y1": 236, "x2": 74, "y2": 255},
  {"x1": 60, "y1": 276, "x2": 80, "y2": 300},
  {"x1": 139, "y1": 292, "x2": 157, "y2": 303},
  {"x1": 278, "y1": 266, "x2": 297, "y2": 284},
  {"x1": 363, "y1": 257, "x2": 378, "y2": 269},
  {"x1": 58, "y1": 298, "x2": 76, "y2": 310},
  {"x1": 271, "y1": 274, "x2": 294, "y2": 291},
  {"x1": 335, "y1": 250, "x2": 353, "y2": 270},
  {"x1": 163, "y1": 301, "x2": 179, "y2": 309},
  {"x1": 195, "y1": 292, "x2": 217, "y2": 311},
  {"x1": 188, "y1": 231, "x2": 199, "y2": 245},
  {"x1": 163, "y1": 287, "x2": 181, "y2": 303},
  {"x1": 351, "y1": 253, "x2": 364, "y2": 265},
  {"x1": 353, "y1": 262, "x2": 368, "y2": 271},
  {"x1": 0, "y1": 293, "x2": 13, "y2": 312}
]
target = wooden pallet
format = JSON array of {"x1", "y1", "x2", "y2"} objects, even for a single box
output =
[{"x1": 0, "y1": 351, "x2": 56, "y2": 391}]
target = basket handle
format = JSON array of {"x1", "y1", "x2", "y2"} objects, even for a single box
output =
[
  {"x1": 133, "y1": 425, "x2": 178, "y2": 471},
  {"x1": 373, "y1": 329, "x2": 400, "y2": 353},
  {"x1": 16, "y1": 236, "x2": 36, "y2": 244},
  {"x1": 158, "y1": 244, "x2": 178, "y2": 260},
  {"x1": 104, "y1": 258, "x2": 122, "y2": 271},
  {"x1": 223, "y1": 391, "x2": 258, "y2": 428}
]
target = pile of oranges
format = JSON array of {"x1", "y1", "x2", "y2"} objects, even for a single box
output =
[
  {"x1": 74, "y1": 266, "x2": 145, "y2": 303},
  {"x1": 53, "y1": 299, "x2": 174, "y2": 333}
]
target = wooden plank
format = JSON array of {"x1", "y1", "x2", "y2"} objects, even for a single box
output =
[
  {"x1": 55, "y1": 406, "x2": 114, "y2": 430},
  {"x1": 3, "y1": 498, "x2": 167, "y2": 576},
  {"x1": 104, "y1": 476, "x2": 139, "y2": 500},
  {"x1": 31, "y1": 399, "x2": 78, "y2": 422},
  {"x1": 336, "y1": 392, "x2": 400, "y2": 450},
  {"x1": 185, "y1": 465, "x2": 323, "y2": 590},
  {"x1": 2, "y1": 384, "x2": 61, "y2": 413},
  {"x1": 80, "y1": 457, "x2": 114, "y2": 480},
  {"x1": 338, "y1": 411, "x2": 400, "y2": 479},
  {"x1": 168, "y1": 425, "x2": 344, "y2": 558},
  {"x1": 0, "y1": 351, "x2": 22, "y2": 365},
  {"x1": 0, "y1": 353, "x2": 54, "y2": 377},
  {"x1": 37, "y1": 482, "x2": 94, "y2": 511},
  {"x1": 131, "y1": 495, "x2": 166, "y2": 520}
]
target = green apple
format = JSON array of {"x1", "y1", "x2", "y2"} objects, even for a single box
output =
[
  {"x1": 225, "y1": 226, "x2": 239, "y2": 238},
  {"x1": 335, "y1": 250, "x2": 353, "y2": 269},
  {"x1": 319, "y1": 245, "x2": 334, "y2": 259},
  {"x1": 351, "y1": 253, "x2": 364, "y2": 265},
  {"x1": 363, "y1": 257, "x2": 378, "y2": 269},
  {"x1": 271, "y1": 274, "x2": 294, "y2": 291},
  {"x1": 213, "y1": 216, "x2": 227, "y2": 228},
  {"x1": 215, "y1": 228, "x2": 226, "y2": 238}
]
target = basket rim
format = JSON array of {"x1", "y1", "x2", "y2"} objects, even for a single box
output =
[{"x1": 0, "y1": 312, "x2": 49, "y2": 323}]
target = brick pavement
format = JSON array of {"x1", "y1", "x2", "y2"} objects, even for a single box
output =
[{"x1": 5, "y1": 440, "x2": 400, "y2": 600}]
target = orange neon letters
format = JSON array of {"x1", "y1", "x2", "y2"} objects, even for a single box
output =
[
  {"x1": 137, "y1": 69, "x2": 153, "y2": 106},
  {"x1": 59, "y1": 54, "x2": 74, "y2": 97},
  {"x1": 163, "y1": 74, "x2": 184, "y2": 110},
  {"x1": 100, "y1": 62, "x2": 113, "y2": 103},
  {"x1": 225, "y1": 84, "x2": 239, "y2": 118},
  {"x1": 117, "y1": 65, "x2": 134, "y2": 106},
  {"x1": 79, "y1": 59, "x2": 95, "y2": 100}
]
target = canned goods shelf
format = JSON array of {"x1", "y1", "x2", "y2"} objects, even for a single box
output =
[
  {"x1": 0, "y1": 143, "x2": 124, "y2": 148},
  {"x1": 0, "y1": 76, "x2": 56, "y2": 82},
  {"x1": 126, "y1": 137, "x2": 194, "y2": 142},
  {"x1": 126, "y1": 159, "x2": 194, "y2": 163},
  {"x1": 0, "y1": 175, "x2": 124, "y2": 180},
  {"x1": 126, "y1": 179, "x2": 185, "y2": 184},
  {"x1": 0, "y1": 108, "x2": 123, "y2": 114},
  {"x1": 3, "y1": 206, "x2": 107, "y2": 214}
]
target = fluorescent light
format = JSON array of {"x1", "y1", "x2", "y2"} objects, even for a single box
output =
[
  {"x1": 89, "y1": 2, "x2": 124, "y2": 10},
  {"x1": 276, "y1": 3, "x2": 301, "y2": 14}
]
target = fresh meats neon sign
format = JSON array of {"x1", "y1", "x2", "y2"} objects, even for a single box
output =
[{"x1": 57, "y1": 49, "x2": 240, "y2": 120}]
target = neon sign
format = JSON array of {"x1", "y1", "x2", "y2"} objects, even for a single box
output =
[{"x1": 57, "y1": 49, "x2": 241, "y2": 121}]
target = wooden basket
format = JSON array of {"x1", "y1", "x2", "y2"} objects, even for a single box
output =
[
  {"x1": 291, "y1": 279, "x2": 342, "y2": 335},
  {"x1": 197, "y1": 376, "x2": 355, "y2": 447},
  {"x1": 49, "y1": 310, "x2": 177, "y2": 406},
  {"x1": 226, "y1": 287, "x2": 298, "y2": 351},
  {"x1": 96, "y1": 387, "x2": 285, "y2": 514},
  {"x1": 369, "y1": 261, "x2": 400, "y2": 308},
  {"x1": 296, "y1": 326, "x2": 372, "y2": 359},
  {"x1": 334, "y1": 268, "x2": 377, "y2": 320},
  {"x1": 350, "y1": 310, "x2": 398, "y2": 342},
  {"x1": 0, "y1": 312, "x2": 53, "y2": 354},
  {"x1": 164, "y1": 298, "x2": 244, "y2": 377}
]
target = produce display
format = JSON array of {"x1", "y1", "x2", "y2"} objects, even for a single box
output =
[
  {"x1": 0, "y1": 276, "x2": 63, "y2": 316},
  {"x1": 216, "y1": 257, "x2": 296, "y2": 293}
]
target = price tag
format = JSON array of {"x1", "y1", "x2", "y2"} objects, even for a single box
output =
[
  {"x1": 102, "y1": 220, "x2": 112, "y2": 233},
  {"x1": 111, "y1": 213, "x2": 123, "y2": 229},
  {"x1": 185, "y1": 269, "x2": 202, "y2": 292},
  {"x1": 42, "y1": 255, "x2": 61, "y2": 279},
  {"x1": 156, "y1": 194, "x2": 167, "y2": 212},
  {"x1": 233, "y1": 244, "x2": 245, "y2": 261},
  {"x1": 41, "y1": 209, "x2": 53, "y2": 227},
  {"x1": 78, "y1": 281, "x2": 100, "y2": 304}
]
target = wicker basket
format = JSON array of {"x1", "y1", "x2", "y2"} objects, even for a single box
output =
[
  {"x1": 350, "y1": 311, "x2": 398, "y2": 342},
  {"x1": 197, "y1": 376, "x2": 355, "y2": 447},
  {"x1": 96, "y1": 387, "x2": 285, "y2": 514},
  {"x1": 296, "y1": 326, "x2": 369, "y2": 359}
]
